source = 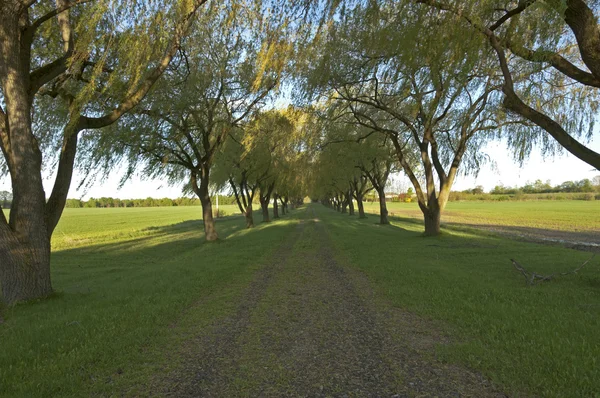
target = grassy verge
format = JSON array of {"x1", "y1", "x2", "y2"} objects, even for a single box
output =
[
  {"x1": 0, "y1": 208, "x2": 299, "y2": 397},
  {"x1": 315, "y1": 204, "x2": 600, "y2": 396}
]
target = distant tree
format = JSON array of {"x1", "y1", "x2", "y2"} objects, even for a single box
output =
[
  {"x1": 593, "y1": 175, "x2": 600, "y2": 189},
  {"x1": 0, "y1": 191, "x2": 12, "y2": 209},
  {"x1": 471, "y1": 186, "x2": 485, "y2": 195},
  {"x1": 576, "y1": 179, "x2": 594, "y2": 193},
  {"x1": 65, "y1": 199, "x2": 82, "y2": 208}
]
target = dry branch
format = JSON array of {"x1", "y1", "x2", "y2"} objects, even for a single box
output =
[{"x1": 510, "y1": 255, "x2": 595, "y2": 286}]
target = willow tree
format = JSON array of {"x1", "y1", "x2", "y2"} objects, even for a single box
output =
[
  {"x1": 314, "y1": 110, "x2": 396, "y2": 224},
  {"x1": 415, "y1": 0, "x2": 600, "y2": 169},
  {"x1": 87, "y1": 2, "x2": 285, "y2": 241},
  {"x1": 306, "y1": 2, "x2": 521, "y2": 235},
  {"x1": 212, "y1": 107, "x2": 302, "y2": 225},
  {"x1": 0, "y1": 0, "x2": 209, "y2": 304},
  {"x1": 243, "y1": 110, "x2": 294, "y2": 222}
]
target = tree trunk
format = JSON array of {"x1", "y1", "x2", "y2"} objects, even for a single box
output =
[
  {"x1": 356, "y1": 194, "x2": 366, "y2": 218},
  {"x1": 199, "y1": 196, "x2": 218, "y2": 242},
  {"x1": 245, "y1": 204, "x2": 254, "y2": 228},
  {"x1": 279, "y1": 197, "x2": 286, "y2": 215},
  {"x1": 0, "y1": 19, "x2": 53, "y2": 304},
  {"x1": 273, "y1": 196, "x2": 280, "y2": 219},
  {"x1": 378, "y1": 188, "x2": 389, "y2": 225},
  {"x1": 260, "y1": 197, "x2": 270, "y2": 223},
  {"x1": 348, "y1": 195, "x2": 355, "y2": 216},
  {"x1": 0, "y1": 229, "x2": 52, "y2": 304},
  {"x1": 192, "y1": 169, "x2": 218, "y2": 241},
  {"x1": 341, "y1": 199, "x2": 348, "y2": 214},
  {"x1": 423, "y1": 206, "x2": 441, "y2": 236}
]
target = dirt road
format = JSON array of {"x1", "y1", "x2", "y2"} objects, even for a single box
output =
[{"x1": 155, "y1": 209, "x2": 505, "y2": 397}]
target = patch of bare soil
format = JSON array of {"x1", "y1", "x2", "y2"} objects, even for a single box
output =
[
  {"x1": 448, "y1": 223, "x2": 600, "y2": 253},
  {"x1": 152, "y1": 212, "x2": 506, "y2": 397},
  {"x1": 388, "y1": 210, "x2": 599, "y2": 253}
]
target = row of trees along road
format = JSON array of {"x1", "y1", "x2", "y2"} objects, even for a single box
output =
[
  {"x1": 2, "y1": 0, "x2": 600, "y2": 304},
  {"x1": 0, "y1": 0, "x2": 328, "y2": 304},
  {"x1": 302, "y1": 0, "x2": 600, "y2": 236}
]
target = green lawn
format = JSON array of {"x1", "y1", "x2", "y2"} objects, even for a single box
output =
[
  {"x1": 0, "y1": 206, "x2": 298, "y2": 397},
  {"x1": 362, "y1": 200, "x2": 600, "y2": 232},
  {"x1": 50, "y1": 205, "x2": 242, "y2": 250},
  {"x1": 1, "y1": 203, "x2": 599, "y2": 396},
  {"x1": 318, "y1": 205, "x2": 600, "y2": 397}
]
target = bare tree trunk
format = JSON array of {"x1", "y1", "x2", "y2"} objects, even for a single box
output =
[
  {"x1": 378, "y1": 188, "x2": 389, "y2": 225},
  {"x1": 356, "y1": 193, "x2": 366, "y2": 218},
  {"x1": 200, "y1": 197, "x2": 218, "y2": 241},
  {"x1": 279, "y1": 197, "x2": 286, "y2": 215},
  {"x1": 348, "y1": 191, "x2": 355, "y2": 216},
  {"x1": 192, "y1": 169, "x2": 218, "y2": 241},
  {"x1": 260, "y1": 197, "x2": 270, "y2": 223},
  {"x1": 0, "y1": 230, "x2": 52, "y2": 304},
  {"x1": 0, "y1": 20, "x2": 53, "y2": 304},
  {"x1": 341, "y1": 196, "x2": 348, "y2": 214},
  {"x1": 273, "y1": 195, "x2": 280, "y2": 219},
  {"x1": 245, "y1": 204, "x2": 254, "y2": 228},
  {"x1": 423, "y1": 205, "x2": 441, "y2": 236}
]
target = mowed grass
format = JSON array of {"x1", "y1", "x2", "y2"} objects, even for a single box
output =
[
  {"x1": 0, "y1": 206, "x2": 299, "y2": 397},
  {"x1": 317, "y1": 204, "x2": 600, "y2": 396},
  {"x1": 362, "y1": 200, "x2": 600, "y2": 232},
  {"x1": 2, "y1": 203, "x2": 600, "y2": 396},
  {"x1": 50, "y1": 205, "x2": 241, "y2": 250}
]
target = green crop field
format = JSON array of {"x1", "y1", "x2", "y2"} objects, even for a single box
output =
[
  {"x1": 1, "y1": 204, "x2": 599, "y2": 397},
  {"x1": 362, "y1": 200, "x2": 600, "y2": 233},
  {"x1": 50, "y1": 205, "x2": 242, "y2": 250}
]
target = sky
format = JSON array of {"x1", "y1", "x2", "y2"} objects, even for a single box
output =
[{"x1": 1, "y1": 134, "x2": 599, "y2": 200}]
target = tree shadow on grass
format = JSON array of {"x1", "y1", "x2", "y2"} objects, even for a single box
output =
[
  {"x1": 49, "y1": 210, "x2": 302, "y2": 299},
  {"x1": 382, "y1": 211, "x2": 600, "y2": 253}
]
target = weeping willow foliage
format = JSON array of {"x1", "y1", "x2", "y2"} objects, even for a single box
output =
[
  {"x1": 1, "y1": 1, "x2": 187, "y2": 178},
  {"x1": 300, "y1": 0, "x2": 600, "y2": 169},
  {"x1": 210, "y1": 106, "x2": 311, "y2": 201},
  {"x1": 76, "y1": 0, "x2": 293, "y2": 192},
  {"x1": 407, "y1": 0, "x2": 600, "y2": 162},
  {"x1": 309, "y1": 114, "x2": 397, "y2": 201},
  {"x1": 303, "y1": 0, "x2": 514, "y2": 196},
  {"x1": 1, "y1": 0, "x2": 335, "y2": 182},
  {"x1": 29, "y1": 0, "x2": 187, "y2": 156}
]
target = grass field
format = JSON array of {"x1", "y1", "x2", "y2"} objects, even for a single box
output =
[
  {"x1": 50, "y1": 205, "x2": 242, "y2": 250},
  {"x1": 0, "y1": 206, "x2": 295, "y2": 397},
  {"x1": 1, "y1": 203, "x2": 599, "y2": 396},
  {"x1": 318, "y1": 205, "x2": 600, "y2": 396},
  {"x1": 362, "y1": 200, "x2": 600, "y2": 232}
]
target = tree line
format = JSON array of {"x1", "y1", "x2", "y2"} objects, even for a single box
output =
[
  {"x1": 491, "y1": 178, "x2": 600, "y2": 195},
  {"x1": 64, "y1": 196, "x2": 241, "y2": 209},
  {"x1": 2, "y1": 0, "x2": 600, "y2": 305}
]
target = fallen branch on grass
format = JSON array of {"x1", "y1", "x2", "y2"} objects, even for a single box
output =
[{"x1": 510, "y1": 255, "x2": 595, "y2": 286}]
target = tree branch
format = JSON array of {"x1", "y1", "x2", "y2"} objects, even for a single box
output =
[
  {"x1": 26, "y1": 0, "x2": 93, "y2": 38},
  {"x1": 78, "y1": 0, "x2": 209, "y2": 130},
  {"x1": 510, "y1": 255, "x2": 595, "y2": 286},
  {"x1": 489, "y1": 0, "x2": 537, "y2": 31}
]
